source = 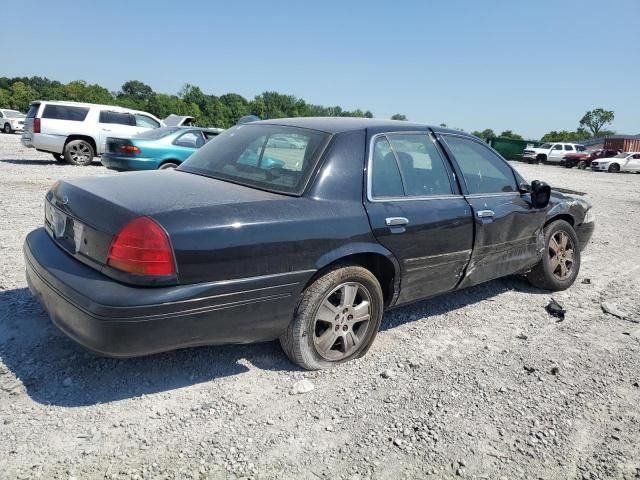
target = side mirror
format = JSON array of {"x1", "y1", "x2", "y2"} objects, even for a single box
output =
[{"x1": 530, "y1": 180, "x2": 551, "y2": 209}]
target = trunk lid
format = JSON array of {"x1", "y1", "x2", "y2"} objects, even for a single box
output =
[{"x1": 46, "y1": 170, "x2": 285, "y2": 281}]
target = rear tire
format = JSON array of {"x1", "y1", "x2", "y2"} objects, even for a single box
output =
[
  {"x1": 608, "y1": 163, "x2": 620, "y2": 173},
  {"x1": 64, "y1": 140, "x2": 94, "y2": 166},
  {"x1": 3, "y1": 123, "x2": 12, "y2": 134},
  {"x1": 527, "y1": 220, "x2": 581, "y2": 291},
  {"x1": 280, "y1": 265, "x2": 384, "y2": 370},
  {"x1": 159, "y1": 161, "x2": 179, "y2": 170},
  {"x1": 577, "y1": 160, "x2": 587, "y2": 169}
]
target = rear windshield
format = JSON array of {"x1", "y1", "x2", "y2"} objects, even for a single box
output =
[
  {"x1": 26, "y1": 103, "x2": 40, "y2": 118},
  {"x1": 180, "y1": 124, "x2": 330, "y2": 195},
  {"x1": 42, "y1": 104, "x2": 89, "y2": 122},
  {"x1": 135, "y1": 126, "x2": 181, "y2": 139}
]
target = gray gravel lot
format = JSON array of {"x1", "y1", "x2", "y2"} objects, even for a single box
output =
[{"x1": 0, "y1": 132, "x2": 639, "y2": 480}]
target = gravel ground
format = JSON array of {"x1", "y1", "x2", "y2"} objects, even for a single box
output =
[{"x1": 0, "y1": 132, "x2": 639, "y2": 480}]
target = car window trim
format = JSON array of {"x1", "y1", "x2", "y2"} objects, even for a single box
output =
[
  {"x1": 366, "y1": 131, "x2": 460, "y2": 202},
  {"x1": 438, "y1": 132, "x2": 520, "y2": 196}
]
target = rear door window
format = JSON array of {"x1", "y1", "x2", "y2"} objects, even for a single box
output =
[
  {"x1": 443, "y1": 135, "x2": 517, "y2": 194},
  {"x1": 99, "y1": 111, "x2": 134, "y2": 126},
  {"x1": 371, "y1": 136, "x2": 404, "y2": 198},
  {"x1": 42, "y1": 104, "x2": 89, "y2": 121},
  {"x1": 564, "y1": 145, "x2": 574, "y2": 151}
]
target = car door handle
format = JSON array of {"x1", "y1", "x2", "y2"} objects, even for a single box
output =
[
  {"x1": 477, "y1": 210, "x2": 495, "y2": 218},
  {"x1": 385, "y1": 217, "x2": 409, "y2": 226}
]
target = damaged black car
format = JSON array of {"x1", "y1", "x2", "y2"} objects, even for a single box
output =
[{"x1": 24, "y1": 118, "x2": 595, "y2": 369}]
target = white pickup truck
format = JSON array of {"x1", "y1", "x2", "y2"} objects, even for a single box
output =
[{"x1": 522, "y1": 142, "x2": 587, "y2": 164}]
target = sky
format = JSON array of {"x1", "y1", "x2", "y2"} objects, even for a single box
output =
[{"x1": 2, "y1": 0, "x2": 639, "y2": 139}]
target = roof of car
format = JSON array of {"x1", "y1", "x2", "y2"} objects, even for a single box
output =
[{"x1": 253, "y1": 117, "x2": 465, "y2": 135}]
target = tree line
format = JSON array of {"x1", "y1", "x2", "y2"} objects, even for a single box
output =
[
  {"x1": 471, "y1": 108, "x2": 616, "y2": 143},
  {"x1": 0, "y1": 77, "x2": 386, "y2": 129},
  {"x1": 0, "y1": 76, "x2": 617, "y2": 141}
]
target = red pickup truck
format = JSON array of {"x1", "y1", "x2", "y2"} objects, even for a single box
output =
[{"x1": 561, "y1": 149, "x2": 621, "y2": 169}]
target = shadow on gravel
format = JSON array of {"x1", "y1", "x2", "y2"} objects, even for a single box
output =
[
  {"x1": 380, "y1": 275, "x2": 548, "y2": 331},
  {"x1": 0, "y1": 159, "x2": 102, "y2": 167},
  {"x1": 0, "y1": 288, "x2": 297, "y2": 408},
  {"x1": 0, "y1": 276, "x2": 546, "y2": 407}
]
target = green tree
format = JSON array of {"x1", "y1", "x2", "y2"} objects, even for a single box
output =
[
  {"x1": 499, "y1": 130, "x2": 523, "y2": 140},
  {"x1": 119, "y1": 80, "x2": 154, "y2": 106},
  {"x1": 579, "y1": 108, "x2": 614, "y2": 137},
  {"x1": 63, "y1": 80, "x2": 113, "y2": 104},
  {"x1": 219, "y1": 93, "x2": 249, "y2": 125},
  {"x1": 391, "y1": 114, "x2": 407, "y2": 121},
  {"x1": 9, "y1": 81, "x2": 38, "y2": 111},
  {"x1": 540, "y1": 129, "x2": 591, "y2": 143},
  {"x1": 0, "y1": 88, "x2": 11, "y2": 108},
  {"x1": 471, "y1": 128, "x2": 496, "y2": 139}
]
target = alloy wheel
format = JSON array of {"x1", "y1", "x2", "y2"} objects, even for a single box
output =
[
  {"x1": 69, "y1": 143, "x2": 91, "y2": 163},
  {"x1": 313, "y1": 282, "x2": 372, "y2": 361},
  {"x1": 548, "y1": 231, "x2": 575, "y2": 280}
]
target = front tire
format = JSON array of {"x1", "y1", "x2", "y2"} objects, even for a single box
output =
[
  {"x1": 577, "y1": 160, "x2": 587, "y2": 169},
  {"x1": 64, "y1": 140, "x2": 95, "y2": 166},
  {"x1": 527, "y1": 220, "x2": 581, "y2": 291},
  {"x1": 51, "y1": 153, "x2": 64, "y2": 162},
  {"x1": 280, "y1": 265, "x2": 384, "y2": 370},
  {"x1": 608, "y1": 163, "x2": 620, "y2": 173},
  {"x1": 3, "y1": 123, "x2": 12, "y2": 134}
]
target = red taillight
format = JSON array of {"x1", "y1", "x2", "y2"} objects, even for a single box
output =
[
  {"x1": 107, "y1": 217, "x2": 176, "y2": 276},
  {"x1": 33, "y1": 118, "x2": 41, "y2": 133},
  {"x1": 119, "y1": 144, "x2": 141, "y2": 155}
]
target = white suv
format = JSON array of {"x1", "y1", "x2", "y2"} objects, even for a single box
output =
[
  {"x1": 522, "y1": 142, "x2": 587, "y2": 164},
  {"x1": 21, "y1": 101, "x2": 165, "y2": 165},
  {"x1": 0, "y1": 109, "x2": 26, "y2": 134}
]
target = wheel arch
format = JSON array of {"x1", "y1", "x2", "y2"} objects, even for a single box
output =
[
  {"x1": 544, "y1": 213, "x2": 574, "y2": 228},
  {"x1": 64, "y1": 135, "x2": 97, "y2": 154},
  {"x1": 158, "y1": 158, "x2": 181, "y2": 168},
  {"x1": 309, "y1": 245, "x2": 400, "y2": 307}
]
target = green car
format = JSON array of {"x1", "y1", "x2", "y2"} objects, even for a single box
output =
[{"x1": 101, "y1": 127, "x2": 224, "y2": 171}]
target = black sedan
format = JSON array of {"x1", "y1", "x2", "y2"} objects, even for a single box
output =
[{"x1": 24, "y1": 118, "x2": 595, "y2": 370}]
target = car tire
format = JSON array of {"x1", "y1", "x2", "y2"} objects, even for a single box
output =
[
  {"x1": 608, "y1": 163, "x2": 620, "y2": 173},
  {"x1": 527, "y1": 220, "x2": 581, "y2": 291},
  {"x1": 159, "y1": 161, "x2": 179, "y2": 170},
  {"x1": 280, "y1": 265, "x2": 384, "y2": 370},
  {"x1": 3, "y1": 123, "x2": 12, "y2": 134},
  {"x1": 51, "y1": 153, "x2": 65, "y2": 162},
  {"x1": 63, "y1": 140, "x2": 95, "y2": 166},
  {"x1": 577, "y1": 160, "x2": 587, "y2": 169},
  {"x1": 536, "y1": 154, "x2": 546, "y2": 165}
]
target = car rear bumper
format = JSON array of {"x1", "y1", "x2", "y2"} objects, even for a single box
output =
[
  {"x1": 24, "y1": 227, "x2": 311, "y2": 357},
  {"x1": 101, "y1": 154, "x2": 161, "y2": 171}
]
